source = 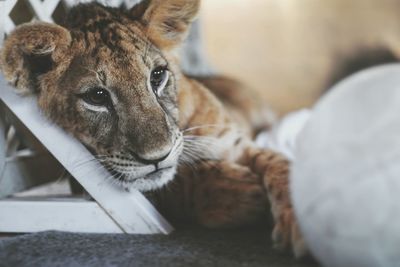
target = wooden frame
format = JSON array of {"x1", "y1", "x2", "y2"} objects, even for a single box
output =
[
  {"x1": 0, "y1": 76, "x2": 173, "y2": 234},
  {"x1": 0, "y1": 0, "x2": 212, "y2": 235}
]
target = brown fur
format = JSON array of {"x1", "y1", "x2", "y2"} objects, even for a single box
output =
[{"x1": 0, "y1": 0, "x2": 306, "y2": 258}]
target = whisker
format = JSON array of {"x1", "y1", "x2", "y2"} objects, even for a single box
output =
[
  {"x1": 182, "y1": 124, "x2": 229, "y2": 133},
  {"x1": 178, "y1": 157, "x2": 199, "y2": 172},
  {"x1": 73, "y1": 156, "x2": 108, "y2": 169}
]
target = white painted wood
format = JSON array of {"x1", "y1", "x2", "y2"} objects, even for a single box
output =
[
  {"x1": 0, "y1": 197, "x2": 124, "y2": 233},
  {"x1": 0, "y1": 76, "x2": 173, "y2": 234},
  {"x1": 0, "y1": 0, "x2": 17, "y2": 34},
  {"x1": 0, "y1": 0, "x2": 210, "y2": 235},
  {"x1": 0, "y1": 102, "x2": 59, "y2": 196},
  {"x1": 0, "y1": 105, "x2": 6, "y2": 187},
  {"x1": 0, "y1": 153, "x2": 63, "y2": 198},
  {"x1": 0, "y1": 0, "x2": 175, "y2": 235},
  {"x1": 5, "y1": 126, "x2": 20, "y2": 157},
  {"x1": 29, "y1": 0, "x2": 60, "y2": 22},
  {"x1": 13, "y1": 179, "x2": 72, "y2": 197}
]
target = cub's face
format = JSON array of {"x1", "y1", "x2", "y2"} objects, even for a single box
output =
[
  {"x1": 0, "y1": 0, "x2": 200, "y2": 191},
  {"x1": 60, "y1": 27, "x2": 183, "y2": 191}
]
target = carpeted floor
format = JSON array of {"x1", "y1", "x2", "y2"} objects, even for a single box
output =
[{"x1": 0, "y1": 226, "x2": 319, "y2": 267}]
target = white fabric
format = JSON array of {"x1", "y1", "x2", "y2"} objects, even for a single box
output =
[
  {"x1": 289, "y1": 64, "x2": 400, "y2": 267},
  {"x1": 256, "y1": 109, "x2": 311, "y2": 160}
]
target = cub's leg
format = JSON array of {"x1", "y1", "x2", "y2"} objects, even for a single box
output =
[
  {"x1": 238, "y1": 147, "x2": 308, "y2": 258},
  {"x1": 190, "y1": 161, "x2": 269, "y2": 228},
  {"x1": 177, "y1": 161, "x2": 269, "y2": 228},
  {"x1": 149, "y1": 161, "x2": 267, "y2": 228}
]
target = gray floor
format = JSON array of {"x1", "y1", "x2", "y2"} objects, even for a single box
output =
[{"x1": 0, "y1": 226, "x2": 319, "y2": 267}]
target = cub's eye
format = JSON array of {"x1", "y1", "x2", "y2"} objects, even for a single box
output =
[
  {"x1": 150, "y1": 66, "x2": 169, "y2": 96},
  {"x1": 82, "y1": 87, "x2": 111, "y2": 106}
]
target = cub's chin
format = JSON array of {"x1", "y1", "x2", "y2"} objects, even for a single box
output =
[{"x1": 117, "y1": 166, "x2": 177, "y2": 192}]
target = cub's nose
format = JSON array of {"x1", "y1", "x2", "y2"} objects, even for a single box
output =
[{"x1": 130, "y1": 150, "x2": 171, "y2": 165}]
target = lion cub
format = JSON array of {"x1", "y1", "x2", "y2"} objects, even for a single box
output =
[{"x1": 0, "y1": 0, "x2": 306, "y2": 257}]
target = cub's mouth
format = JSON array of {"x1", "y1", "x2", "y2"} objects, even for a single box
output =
[
  {"x1": 118, "y1": 165, "x2": 177, "y2": 192},
  {"x1": 102, "y1": 137, "x2": 184, "y2": 192}
]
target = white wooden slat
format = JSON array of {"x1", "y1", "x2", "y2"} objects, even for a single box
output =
[
  {"x1": 0, "y1": 0, "x2": 176, "y2": 235},
  {"x1": 0, "y1": 76, "x2": 173, "y2": 234},
  {"x1": 0, "y1": 0, "x2": 17, "y2": 21},
  {"x1": 63, "y1": 0, "x2": 92, "y2": 8},
  {"x1": 0, "y1": 0, "x2": 17, "y2": 34},
  {"x1": 29, "y1": 0, "x2": 60, "y2": 22},
  {"x1": 0, "y1": 197, "x2": 124, "y2": 233},
  {"x1": 123, "y1": 0, "x2": 140, "y2": 9},
  {"x1": 3, "y1": 17, "x2": 15, "y2": 35},
  {"x1": 5, "y1": 126, "x2": 20, "y2": 157},
  {"x1": 13, "y1": 179, "x2": 71, "y2": 197},
  {"x1": 42, "y1": 0, "x2": 62, "y2": 16},
  {"x1": 0, "y1": 153, "x2": 63, "y2": 198},
  {"x1": 63, "y1": 0, "x2": 129, "y2": 8},
  {"x1": 0, "y1": 105, "x2": 6, "y2": 187}
]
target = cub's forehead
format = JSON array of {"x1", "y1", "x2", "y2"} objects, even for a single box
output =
[
  {"x1": 71, "y1": 28, "x2": 150, "y2": 62},
  {"x1": 65, "y1": 3, "x2": 132, "y2": 30},
  {"x1": 69, "y1": 37, "x2": 166, "y2": 74},
  {"x1": 61, "y1": 4, "x2": 168, "y2": 81},
  {"x1": 68, "y1": 21, "x2": 168, "y2": 74},
  {"x1": 69, "y1": 19, "x2": 148, "y2": 56},
  {"x1": 65, "y1": 3, "x2": 155, "y2": 57}
]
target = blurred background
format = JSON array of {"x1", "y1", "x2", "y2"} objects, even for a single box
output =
[
  {"x1": 201, "y1": 0, "x2": 400, "y2": 115},
  {"x1": 2, "y1": 0, "x2": 400, "y2": 115}
]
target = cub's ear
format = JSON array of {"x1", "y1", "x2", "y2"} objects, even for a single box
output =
[
  {"x1": 131, "y1": 0, "x2": 200, "y2": 50},
  {"x1": 0, "y1": 22, "x2": 71, "y2": 95}
]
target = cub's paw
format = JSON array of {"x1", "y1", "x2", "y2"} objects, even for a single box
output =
[
  {"x1": 239, "y1": 147, "x2": 308, "y2": 258},
  {"x1": 271, "y1": 206, "x2": 308, "y2": 258},
  {"x1": 191, "y1": 161, "x2": 268, "y2": 228}
]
